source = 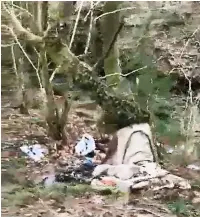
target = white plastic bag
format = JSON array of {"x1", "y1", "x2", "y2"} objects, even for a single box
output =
[{"x1": 75, "y1": 133, "x2": 96, "y2": 156}]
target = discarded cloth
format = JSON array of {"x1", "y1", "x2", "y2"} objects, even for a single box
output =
[{"x1": 91, "y1": 162, "x2": 191, "y2": 191}]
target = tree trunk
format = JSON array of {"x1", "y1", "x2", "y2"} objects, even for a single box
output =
[
  {"x1": 39, "y1": 48, "x2": 61, "y2": 140},
  {"x1": 4, "y1": 2, "x2": 151, "y2": 131},
  {"x1": 101, "y1": 2, "x2": 122, "y2": 86},
  {"x1": 35, "y1": 2, "x2": 62, "y2": 140},
  {"x1": 58, "y1": 1, "x2": 76, "y2": 44},
  {"x1": 11, "y1": 45, "x2": 29, "y2": 115},
  {"x1": 60, "y1": 95, "x2": 71, "y2": 144},
  {"x1": 18, "y1": 57, "x2": 29, "y2": 115}
]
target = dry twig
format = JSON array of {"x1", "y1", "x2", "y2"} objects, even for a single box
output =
[
  {"x1": 1, "y1": 42, "x2": 18, "y2": 47},
  {"x1": 94, "y1": 6, "x2": 136, "y2": 22},
  {"x1": 83, "y1": 1, "x2": 101, "y2": 22},
  {"x1": 10, "y1": 2, "x2": 33, "y2": 17},
  {"x1": 100, "y1": 65, "x2": 147, "y2": 79},
  {"x1": 179, "y1": 26, "x2": 200, "y2": 58}
]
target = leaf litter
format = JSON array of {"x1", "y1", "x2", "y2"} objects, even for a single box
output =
[{"x1": 1, "y1": 99, "x2": 200, "y2": 217}]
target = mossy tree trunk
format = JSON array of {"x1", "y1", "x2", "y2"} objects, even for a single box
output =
[
  {"x1": 90, "y1": 18, "x2": 103, "y2": 66},
  {"x1": 11, "y1": 45, "x2": 29, "y2": 115},
  {"x1": 58, "y1": 2, "x2": 76, "y2": 44},
  {"x1": 35, "y1": 2, "x2": 63, "y2": 140},
  {"x1": 39, "y1": 48, "x2": 62, "y2": 140},
  {"x1": 59, "y1": 95, "x2": 71, "y2": 144},
  {"x1": 101, "y1": 2, "x2": 122, "y2": 86},
  {"x1": 3, "y1": 1, "x2": 151, "y2": 136}
]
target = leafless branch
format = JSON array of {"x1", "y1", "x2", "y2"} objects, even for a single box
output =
[
  {"x1": 3, "y1": 3, "x2": 42, "y2": 43},
  {"x1": 10, "y1": 2, "x2": 33, "y2": 17},
  {"x1": 1, "y1": 42, "x2": 18, "y2": 47},
  {"x1": 94, "y1": 6, "x2": 136, "y2": 22},
  {"x1": 49, "y1": 65, "x2": 62, "y2": 83},
  {"x1": 5, "y1": 25, "x2": 37, "y2": 70},
  {"x1": 2, "y1": 24, "x2": 43, "y2": 89},
  {"x1": 69, "y1": 1, "x2": 83, "y2": 50},
  {"x1": 100, "y1": 66, "x2": 148, "y2": 80},
  {"x1": 83, "y1": 1, "x2": 101, "y2": 22},
  {"x1": 84, "y1": 1, "x2": 94, "y2": 54},
  {"x1": 180, "y1": 26, "x2": 200, "y2": 58},
  {"x1": 124, "y1": 66, "x2": 148, "y2": 77}
]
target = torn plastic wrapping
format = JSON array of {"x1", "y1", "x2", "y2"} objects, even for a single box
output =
[{"x1": 20, "y1": 144, "x2": 48, "y2": 162}]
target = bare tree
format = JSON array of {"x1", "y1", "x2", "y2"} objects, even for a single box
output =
[{"x1": 2, "y1": 1, "x2": 151, "y2": 142}]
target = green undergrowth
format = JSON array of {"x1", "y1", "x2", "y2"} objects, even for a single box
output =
[
  {"x1": 168, "y1": 199, "x2": 199, "y2": 217},
  {"x1": 2, "y1": 183, "x2": 122, "y2": 208},
  {"x1": 1, "y1": 154, "x2": 124, "y2": 208},
  {"x1": 1, "y1": 156, "x2": 121, "y2": 208},
  {"x1": 120, "y1": 50, "x2": 187, "y2": 146}
]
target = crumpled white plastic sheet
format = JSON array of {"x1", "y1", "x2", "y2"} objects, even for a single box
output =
[{"x1": 20, "y1": 144, "x2": 48, "y2": 162}]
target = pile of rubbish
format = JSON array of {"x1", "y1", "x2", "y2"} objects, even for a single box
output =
[
  {"x1": 20, "y1": 133, "x2": 194, "y2": 193},
  {"x1": 20, "y1": 134, "x2": 97, "y2": 186},
  {"x1": 42, "y1": 158, "x2": 95, "y2": 187}
]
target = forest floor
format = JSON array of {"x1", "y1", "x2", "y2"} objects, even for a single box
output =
[{"x1": 1, "y1": 95, "x2": 200, "y2": 217}]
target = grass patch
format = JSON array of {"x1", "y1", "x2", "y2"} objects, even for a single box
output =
[
  {"x1": 168, "y1": 199, "x2": 198, "y2": 217},
  {"x1": 2, "y1": 182, "x2": 122, "y2": 208},
  {"x1": 2, "y1": 154, "x2": 121, "y2": 208},
  {"x1": 36, "y1": 183, "x2": 94, "y2": 202},
  {"x1": 2, "y1": 156, "x2": 27, "y2": 170},
  {"x1": 2, "y1": 190, "x2": 36, "y2": 207},
  {"x1": 1, "y1": 156, "x2": 30, "y2": 186}
]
